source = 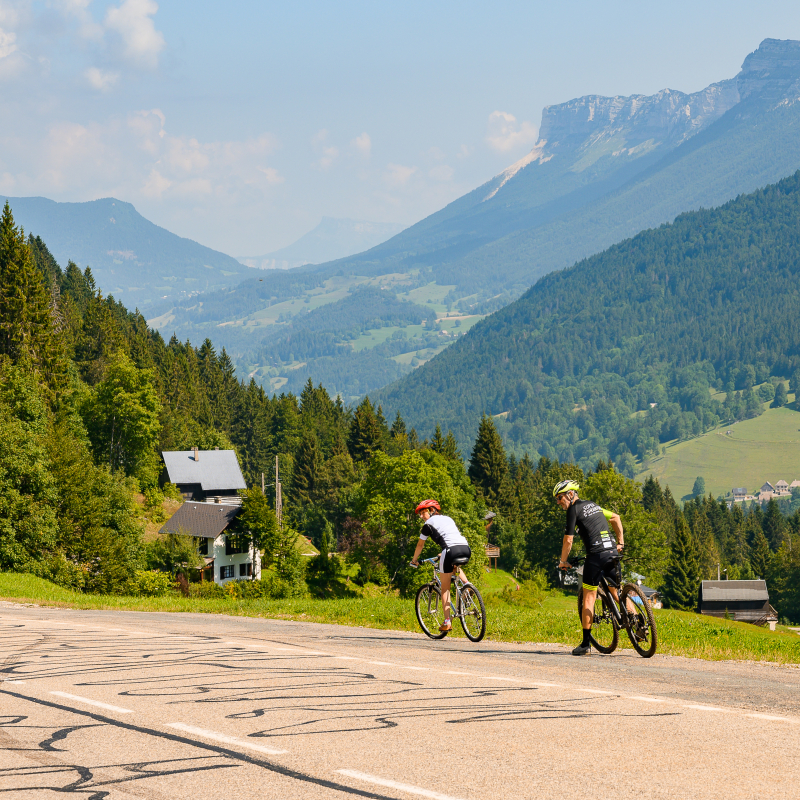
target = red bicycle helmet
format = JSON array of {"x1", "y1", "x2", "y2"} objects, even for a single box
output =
[{"x1": 414, "y1": 499, "x2": 440, "y2": 514}]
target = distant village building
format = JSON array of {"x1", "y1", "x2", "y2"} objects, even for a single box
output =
[
  {"x1": 732, "y1": 487, "x2": 747, "y2": 499},
  {"x1": 775, "y1": 479, "x2": 790, "y2": 492},
  {"x1": 760, "y1": 481, "x2": 776, "y2": 494},
  {"x1": 698, "y1": 580, "x2": 778, "y2": 630},
  {"x1": 160, "y1": 448, "x2": 257, "y2": 585}
]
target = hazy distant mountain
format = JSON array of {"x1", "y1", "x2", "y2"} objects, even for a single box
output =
[
  {"x1": 0, "y1": 196, "x2": 256, "y2": 309},
  {"x1": 239, "y1": 217, "x2": 406, "y2": 270},
  {"x1": 159, "y1": 38, "x2": 800, "y2": 401}
]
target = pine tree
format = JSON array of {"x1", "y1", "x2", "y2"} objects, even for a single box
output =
[
  {"x1": 773, "y1": 381, "x2": 788, "y2": 407},
  {"x1": 0, "y1": 202, "x2": 67, "y2": 399},
  {"x1": 642, "y1": 475, "x2": 663, "y2": 512},
  {"x1": 348, "y1": 396, "x2": 384, "y2": 462},
  {"x1": 468, "y1": 414, "x2": 509, "y2": 505},
  {"x1": 762, "y1": 498, "x2": 786, "y2": 551},
  {"x1": 692, "y1": 476, "x2": 706, "y2": 497},
  {"x1": 750, "y1": 528, "x2": 771, "y2": 579},
  {"x1": 442, "y1": 431, "x2": 461, "y2": 462},
  {"x1": 291, "y1": 430, "x2": 323, "y2": 506},
  {"x1": 431, "y1": 424, "x2": 445, "y2": 453},
  {"x1": 662, "y1": 516, "x2": 700, "y2": 611}
]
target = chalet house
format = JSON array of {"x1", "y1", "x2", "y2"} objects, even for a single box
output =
[
  {"x1": 159, "y1": 448, "x2": 258, "y2": 585},
  {"x1": 732, "y1": 487, "x2": 747, "y2": 499},
  {"x1": 698, "y1": 580, "x2": 778, "y2": 630},
  {"x1": 161, "y1": 448, "x2": 246, "y2": 501},
  {"x1": 775, "y1": 479, "x2": 790, "y2": 492},
  {"x1": 791, "y1": 480, "x2": 800, "y2": 490},
  {"x1": 159, "y1": 501, "x2": 261, "y2": 585},
  {"x1": 760, "y1": 481, "x2": 776, "y2": 494}
]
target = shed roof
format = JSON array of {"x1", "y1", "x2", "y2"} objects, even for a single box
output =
[
  {"x1": 159, "y1": 502, "x2": 240, "y2": 539},
  {"x1": 700, "y1": 580, "x2": 769, "y2": 602},
  {"x1": 162, "y1": 450, "x2": 246, "y2": 491}
]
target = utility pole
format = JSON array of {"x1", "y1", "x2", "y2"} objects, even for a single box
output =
[
  {"x1": 275, "y1": 455, "x2": 283, "y2": 528},
  {"x1": 261, "y1": 472, "x2": 265, "y2": 496}
]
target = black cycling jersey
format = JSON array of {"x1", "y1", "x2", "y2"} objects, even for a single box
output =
[{"x1": 565, "y1": 499, "x2": 618, "y2": 556}]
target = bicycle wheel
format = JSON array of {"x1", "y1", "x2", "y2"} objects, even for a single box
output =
[
  {"x1": 415, "y1": 583, "x2": 448, "y2": 639},
  {"x1": 577, "y1": 588, "x2": 618, "y2": 654},
  {"x1": 459, "y1": 584, "x2": 486, "y2": 642},
  {"x1": 620, "y1": 584, "x2": 657, "y2": 658}
]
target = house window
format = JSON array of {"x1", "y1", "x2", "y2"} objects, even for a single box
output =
[
  {"x1": 239, "y1": 562, "x2": 252, "y2": 577},
  {"x1": 220, "y1": 565, "x2": 235, "y2": 580},
  {"x1": 225, "y1": 534, "x2": 247, "y2": 556},
  {"x1": 197, "y1": 538, "x2": 208, "y2": 556}
]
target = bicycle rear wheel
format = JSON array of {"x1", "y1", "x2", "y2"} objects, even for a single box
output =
[
  {"x1": 577, "y1": 588, "x2": 618, "y2": 654},
  {"x1": 458, "y1": 584, "x2": 486, "y2": 642},
  {"x1": 415, "y1": 583, "x2": 448, "y2": 639},
  {"x1": 620, "y1": 584, "x2": 657, "y2": 658}
]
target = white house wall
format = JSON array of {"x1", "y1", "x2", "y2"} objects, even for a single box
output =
[{"x1": 212, "y1": 534, "x2": 262, "y2": 585}]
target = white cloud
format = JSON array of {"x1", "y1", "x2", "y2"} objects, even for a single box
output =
[
  {"x1": 384, "y1": 163, "x2": 417, "y2": 187},
  {"x1": 311, "y1": 129, "x2": 339, "y2": 170},
  {"x1": 55, "y1": 0, "x2": 104, "y2": 40},
  {"x1": 0, "y1": 26, "x2": 16, "y2": 59},
  {"x1": 352, "y1": 131, "x2": 371, "y2": 157},
  {"x1": 105, "y1": 0, "x2": 165, "y2": 69},
  {"x1": 85, "y1": 67, "x2": 119, "y2": 91},
  {"x1": 486, "y1": 110, "x2": 538, "y2": 153},
  {"x1": 141, "y1": 167, "x2": 171, "y2": 198}
]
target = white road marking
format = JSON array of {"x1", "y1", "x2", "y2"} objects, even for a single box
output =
[
  {"x1": 685, "y1": 704, "x2": 731, "y2": 713},
  {"x1": 4, "y1": 680, "x2": 26, "y2": 684},
  {"x1": 628, "y1": 696, "x2": 665, "y2": 703},
  {"x1": 582, "y1": 689, "x2": 614, "y2": 695},
  {"x1": 443, "y1": 671, "x2": 472, "y2": 676},
  {"x1": 482, "y1": 676, "x2": 519, "y2": 681},
  {"x1": 167, "y1": 723, "x2": 288, "y2": 755},
  {"x1": 50, "y1": 692, "x2": 134, "y2": 713},
  {"x1": 337, "y1": 769, "x2": 468, "y2": 800},
  {"x1": 746, "y1": 712, "x2": 799, "y2": 723},
  {"x1": 335, "y1": 656, "x2": 358, "y2": 660}
]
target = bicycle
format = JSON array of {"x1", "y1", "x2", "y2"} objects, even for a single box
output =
[
  {"x1": 567, "y1": 555, "x2": 658, "y2": 658},
  {"x1": 413, "y1": 556, "x2": 487, "y2": 642}
]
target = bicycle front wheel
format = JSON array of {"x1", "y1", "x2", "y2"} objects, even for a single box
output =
[
  {"x1": 577, "y1": 588, "x2": 618, "y2": 654},
  {"x1": 620, "y1": 584, "x2": 657, "y2": 658},
  {"x1": 459, "y1": 584, "x2": 486, "y2": 642},
  {"x1": 415, "y1": 583, "x2": 448, "y2": 639}
]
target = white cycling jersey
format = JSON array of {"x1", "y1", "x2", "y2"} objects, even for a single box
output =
[{"x1": 419, "y1": 514, "x2": 468, "y2": 549}]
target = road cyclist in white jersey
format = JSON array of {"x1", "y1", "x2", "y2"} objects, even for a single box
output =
[{"x1": 409, "y1": 499, "x2": 471, "y2": 632}]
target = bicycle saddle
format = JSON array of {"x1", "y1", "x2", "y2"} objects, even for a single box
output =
[{"x1": 451, "y1": 556, "x2": 470, "y2": 565}]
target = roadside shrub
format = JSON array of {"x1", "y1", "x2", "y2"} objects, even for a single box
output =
[
  {"x1": 485, "y1": 569, "x2": 549, "y2": 609},
  {"x1": 190, "y1": 581, "x2": 224, "y2": 599},
  {"x1": 125, "y1": 569, "x2": 174, "y2": 597}
]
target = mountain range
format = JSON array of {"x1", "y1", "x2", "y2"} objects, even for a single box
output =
[
  {"x1": 0, "y1": 196, "x2": 257, "y2": 309},
  {"x1": 153, "y1": 38, "x2": 800, "y2": 401},
  {"x1": 239, "y1": 217, "x2": 406, "y2": 271}
]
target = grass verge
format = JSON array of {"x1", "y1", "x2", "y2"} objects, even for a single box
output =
[{"x1": 2, "y1": 572, "x2": 799, "y2": 665}]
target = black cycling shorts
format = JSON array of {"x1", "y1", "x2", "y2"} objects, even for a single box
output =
[
  {"x1": 582, "y1": 551, "x2": 621, "y2": 590},
  {"x1": 440, "y1": 545, "x2": 471, "y2": 573}
]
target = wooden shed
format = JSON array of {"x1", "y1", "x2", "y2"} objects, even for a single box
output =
[{"x1": 698, "y1": 580, "x2": 778, "y2": 630}]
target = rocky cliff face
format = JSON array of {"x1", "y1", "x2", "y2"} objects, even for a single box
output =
[
  {"x1": 507, "y1": 38, "x2": 800, "y2": 177},
  {"x1": 537, "y1": 80, "x2": 739, "y2": 162},
  {"x1": 736, "y1": 38, "x2": 800, "y2": 103}
]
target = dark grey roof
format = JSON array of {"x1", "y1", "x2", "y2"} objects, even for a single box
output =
[
  {"x1": 732, "y1": 487, "x2": 747, "y2": 494},
  {"x1": 162, "y1": 450, "x2": 246, "y2": 491},
  {"x1": 639, "y1": 585, "x2": 659, "y2": 597},
  {"x1": 701, "y1": 580, "x2": 769, "y2": 602},
  {"x1": 159, "y1": 502, "x2": 240, "y2": 539}
]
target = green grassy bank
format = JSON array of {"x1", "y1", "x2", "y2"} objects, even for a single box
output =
[{"x1": 2, "y1": 572, "x2": 799, "y2": 665}]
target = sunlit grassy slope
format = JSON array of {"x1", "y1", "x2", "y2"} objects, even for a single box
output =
[{"x1": 637, "y1": 404, "x2": 800, "y2": 500}]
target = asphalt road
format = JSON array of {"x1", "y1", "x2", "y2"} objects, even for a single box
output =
[{"x1": 1, "y1": 602, "x2": 799, "y2": 799}]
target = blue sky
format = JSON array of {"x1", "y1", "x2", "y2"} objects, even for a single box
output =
[{"x1": 2, "y1": 1, "x2": 800, "y2": 256}]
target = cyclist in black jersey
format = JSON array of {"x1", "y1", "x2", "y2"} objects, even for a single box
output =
[
  {"x1": 410, "y1": 499, "x2": 471, "y2": 632},
  {"x1": 553, "y1": 480, "x2": 626, "y2": 655}
]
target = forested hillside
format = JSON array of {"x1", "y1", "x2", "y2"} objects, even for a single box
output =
[{"x1": 377, "y1": 171, "x2": 800, "y2": 474}]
